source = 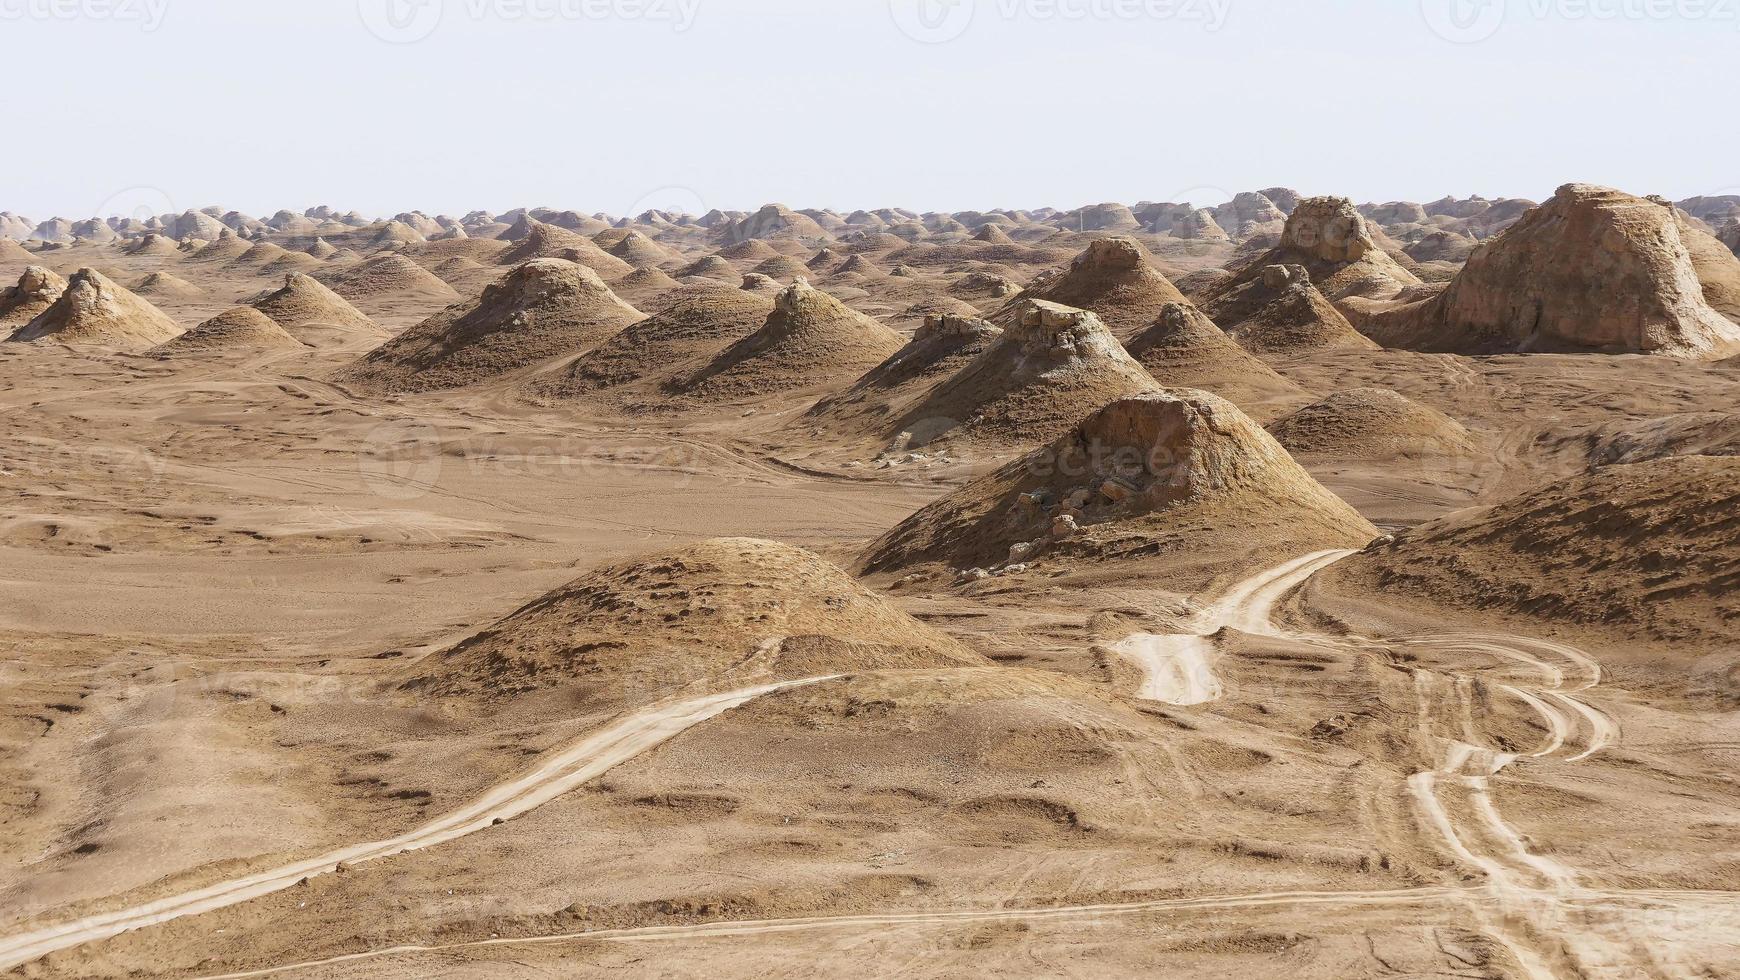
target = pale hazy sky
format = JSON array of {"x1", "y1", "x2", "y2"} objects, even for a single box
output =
[{"x1": 3, "y1": 0, "x2": 1735, "y2": 220}]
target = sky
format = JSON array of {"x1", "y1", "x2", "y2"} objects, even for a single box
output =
[{"x1": 2, "y1": 0, "x2": 1736, "y2": 220}]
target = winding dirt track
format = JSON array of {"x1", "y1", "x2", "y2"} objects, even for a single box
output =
[
  {"x1": 4, "y1": 552, "x2": 1731, "y2": 977},
  {"x1": 0, "y1": 677, "x2": 837, "y2": 972}
]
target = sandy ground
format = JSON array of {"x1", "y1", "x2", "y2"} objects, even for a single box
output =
[{"x1": 2, "y1": 238, "x2": 1738, "y2": 979}]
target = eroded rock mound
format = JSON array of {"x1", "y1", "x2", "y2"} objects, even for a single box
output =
[
  {"x1": 1123, "y1": 302, "x2": 1296, "y2": 404},
  {"x1": 529, "y1": 283, "x2": 774, "y2": 409},
  {"x1": 1203, "y1": 264, "x2": 1378, "y2": 354},
  {"x1": 801, "y1": 314, "x2": 1003, "y2": 447},
  {"x1": 133, "y1": 271, "x2": 206, "y2": 300},
  {"x1": 860, "y1": 390, "x2": 1376, "y2": 576},
  {"x1": 315, "y1": 254, "x2": 460, "y2": 312},
  {"x1": 1205, "y1": 197, "x2": 1421, "y2": 306},
  {"x1": 0, "y1": 266, "x2": 67, "y2": 328},
  {"x1": 1365, "y1": 185, "x2": 1740, "y2": 358},
  {"x1": 407, "y1": 537, "x2": 983, "y2": 703},
  {"x1": 897, "y1": 299, "x2": 1161, "y2": 451},
  {"x1": 339, "y1": 259, "x2": 643, "y2": 394},
  {"x1": 10, "y1": 268, "x2": 182, "y2": 350},
  {"x1": 674, "y1": 279, "x2": 904, "y2": 399},
  {"x1": 1012, "y1": 238, "x2": 1190, "y2": 339},
  {"x1": 249, "y1": 273, "x2": 381, "y2": 346},
  {"x1": 1267, "y1": 387, "x2": 1475, "y2": 458},
  {"x1": 153, "y1": 306, "x2": 304, "y2": 354},
  {"x1": 1325, "y1": 455, "x2": 1740, "y2": 644}
]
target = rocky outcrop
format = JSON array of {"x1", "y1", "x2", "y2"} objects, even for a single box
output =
[
  {"x1": 338, "y1": 259, "x2": 643, "y2": 393},
  {"x1": 0, "y1": 266, "x2": 68, "y2": 329},
  {"x1": 1010, "y1": 237, "x2": 1191, "y2": 339},
  {"x1": 1365, "y1": 185, "x2": 1740, "y2": 358},
  {"x1": 10, "y1": 269, "x2": 182, "y2": 350},
  {"x1": 859, "y1": 390, "x2": 1375, "y2": 576}
]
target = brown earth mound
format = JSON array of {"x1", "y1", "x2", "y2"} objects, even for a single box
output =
[
  {"x1": 1674, "y1": 209, "x2": 1740, "y2": 324},
  {"x1": 607, "y1": 230, "x2": 679, "y2": 269},
  {"x1": 1124, "y1": 301, "x2": 1298, "y2": 404},
  {"x1": 338, "y1": 259, "x2": 643, "y2": 394},
  {"x1": 0, "y1": 266, "x2": 68, "y2": 328},
  {"x1": 191, "y1": 229, "x2": 254, "y2": 263},
  {"x1": 674, "y1": 279, "x2": 904, "y2": 400},
  {"x1": 609, "y1": 267, "x2": 683, "y2": 309},
  {"x1": 249, "y1": 273, "x2": 382, "y2": 346},
  {"x1": 405, "y1": 537, "x2": 982, "y2": 703},
  {"x1": 859, "y1": 390, "x2": 1376, "y2": 576},
  {"x1": 152, "y1": 306, "x2": 304, "y2": 354},
  {"x1": 1325, "y1": 454, "x2": 1740, "y2": 645},
  {"x1": 10, "y1": 268, "x2": 182, "y2": 350},
  {"x1": 1204, "y1": 264, "x2": 1379, "y2": 354},
  {"x1": 1206, "y1": 197, "x2": 1422, "y2": 306},
  {"x1": 498, "y1": 220, "x2": 633, "y2": 278},
  {"x1": 315, "y1": 254, "x2": 460, "y2": 311},
  {"x1": 800, "y1": 314, "x2": 1003, "y2": 448},
  {"x1": 1365, "y1": 185, "x2": 1740, "y2": 358},
  {"x1": 1578, "y1": 413, "x2": 1740, "y2": 467},
  {"x1": 132, "y1": 272, "x2": 207, "y2": 300},
  {"x1": 1011, "y1": 238, "x2": 1189, "y2": 339},
  {"x1": 894, "y1": 299, "x2": 1161, "y2": 452},
  {"x1": 530, "y1": 284, "x2": 774, "y2": 409},
  {"x1": 1267, "y1": 387, "x2": 1476, "y2": 458}
]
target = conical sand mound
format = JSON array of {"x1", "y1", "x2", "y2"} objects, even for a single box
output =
[
  {"x1": 405, "y1": 537, "x2": 981, "y2": 703},
  {"x1": 228, "y1": 241, "x2": 292, "y2": 267},
  {"x1": 1322, "y1": 455, "x2": 1740, "y2": 644},
  {"x1": 306, "y1": 237, "x2": 340, "y2": 260},
  {"x1": 717, "y1": 239, "x2": 783, "y2": 265},
  {"x1": 751, "y1": 255, "x2": 810, "y2": 282},
  {"x1": 531, "y1": 284, "x2": 774, "y2": 408},
  {"x1": 125, "y1": 233, "x2": 181, "y2": 259},
  {"x1": 191, "y1": 229, "x2": 253, "y2": 263},
  {"x1": 250, "y1": 273, "x2": 381, "y2": 346},
  {"x1": 973, "y1": 224, "x2": 1015, "y2": 245},
  {"x1": 1204, "y1": 264, "x2": 1379, "y2": 354},
  {"x1": 498, "y1": 220, "x2": 633, "y2": 278},
  {"x1": 1124, "y1": 301, "x2": 1297, "y2": 404},
  {"x1": 1003, "y1": 237, "x2": 1188, "y2": 339},
  {"x1": 10, "y1": 268, "x2": 182, "y2": 350},
  {"x1": 132, "y1": 271, "x2": 206, "y2": 300},
  {"x1": 1267, "y1": 387, "x2": 1476, "y2": 458},
  {"x1": 0, "y1": 239, "x2": 36, "y2": 265},
  {"x1": 859, "y1": 390, "x2": 1376, "y2": 576},
  {"x1": 801, "y1": 314, "x2": 1004, "y2": 447},
  {"x1": 0, "y1": 266, "x2": 67, "y2": 329},
  {"x1": 1365, "y1": 185, "x2": 1740, "y2": 358},
  {"x1": 606, "y1": 230, "x2": 678, "y2": 268},
  {"x1": 153, "y1": 306, "x2": 304, "y2": 354},
  {"x1": 674, "y1": 279, "x2": 905, "y2": 399},
  {"x1": 607, "y1": 266, "x2": 683, "y2": 310},
  {"x1": 339, "y1": 259, "x2": 643, "y2": 394},
  {"x1": 677, "y1": 255, "x2": 738, "y2": 281},
  {"x1": 259, "y1": 251, "x2": 324, "y2": 278},
  {"x1": 895, "y1": 298, "x2": 1161, "y2": 451},
  {"x1": 315, "y1": 253, "x2": 460, "y2": 311}
]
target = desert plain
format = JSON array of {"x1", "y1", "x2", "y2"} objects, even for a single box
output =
[{"x1": 0, "y1": 186, "x2": 1737, "y2": 978}]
